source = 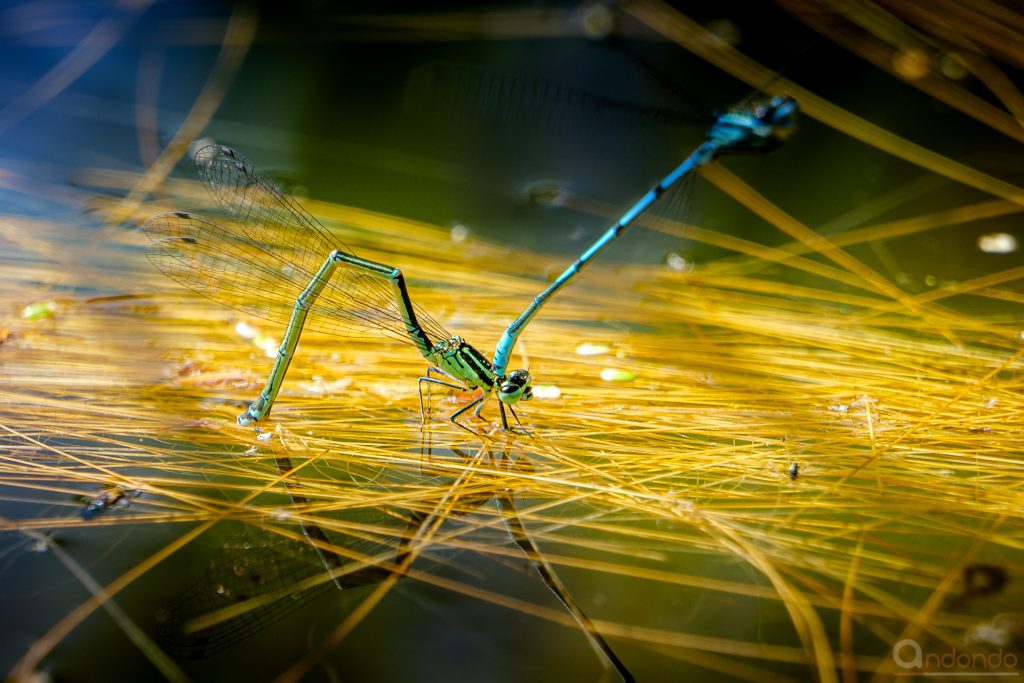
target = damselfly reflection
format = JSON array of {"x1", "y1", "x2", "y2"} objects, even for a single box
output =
[{"x1": 156, "y1": 446, "x2": 634, "y2": 680}]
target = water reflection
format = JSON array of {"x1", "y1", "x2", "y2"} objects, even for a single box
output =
[{"x1": 154, "y1": 442, "x2": 634, "y2": 680}]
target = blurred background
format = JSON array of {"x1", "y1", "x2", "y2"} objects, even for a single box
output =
[{"x1": 4, "y1": 0, "x2": 1020, "y2": 284}]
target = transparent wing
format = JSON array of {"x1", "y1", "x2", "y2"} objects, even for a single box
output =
[
  {"x1": 144, "y1": 211, "x2": 442, "y2": 344},
  {"x1": 157, "y1": 536, "x2": 336, "y2": 659},
  {"x1": 143, "y1": 143, "x2": 452, "y2": 344},
  {"x1": 157, "y1": 533, "x2": 387, "y2": 660},
  {"x1": 193, "y1": 143, "x2": 339, "y2": 274}
]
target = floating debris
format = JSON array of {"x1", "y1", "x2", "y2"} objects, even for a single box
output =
[
  {"x1": 965, "y1": 613, "x2": 1024, "y2": 648},
  {"x1": 30, "y1": 533, "x2": 52, "y2": 553},
  {"x1": 851, "y1": 394, "x2": 877, "y2": 409},
  {"x1": 176, "y1": 359, "x2": 205, "y2": 377},
  {"x1": 21, "y1": 300, "x2": 58, "y2": 320},
  {"x1": 600, "y1": 368, "x2": 636, "y2": 382},
  {"x1": 961, "y1": 564, "x2": 1009, "y2": 601},
  {"x1": 576, "y1": 342, "x2": 611, "y2": 356},
  {"x1": 79, "y1": 486, "x2": 141, "y2": 521},
  {"x1": 939, "y1": 53, "x2": 968, "y2": 80},
  {"x1": 524, "y1": 180, "x2": 568, "y2": 207},
  {"x1": 892, "y1": 48, "x2": 930, "y2": 80},
  {"x1": 977, "y1": 232, "x2": 1018, "y2": 254},
  {"x1": 301, "y1": 377, "x2": 353, "y2": 396},
  {"x1": 579, "y1": 0, "x2": 614, "y2": 40},
  {"x1": 665, "y1": 252, "x2": 692, "y2": 272},
  {"x1": 234, "y1": 321, "x2": 278, "y2": 359},
  {"x1": 532, "y1": 384, "x2": 561, "y2": 400}
]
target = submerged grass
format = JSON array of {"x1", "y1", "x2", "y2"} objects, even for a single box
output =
[{"x1": 2, "y1": 165, "x2": 1022, "y2": 680}]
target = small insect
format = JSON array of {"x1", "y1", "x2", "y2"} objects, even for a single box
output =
[
  {"x1": 78, "y1": 486, "x2": 141, "y2": 520},
  {"x1": 788, "y1": 462, "x2": 800, "y2": 480}
]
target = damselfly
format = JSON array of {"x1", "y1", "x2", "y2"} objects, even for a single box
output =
[{"x1": 143, "y1": 96, "x2": 795, "y2": 433}]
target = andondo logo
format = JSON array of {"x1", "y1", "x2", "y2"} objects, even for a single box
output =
[{"x1": 893, "y1": 639, "x2": 1019, "y2": 676}]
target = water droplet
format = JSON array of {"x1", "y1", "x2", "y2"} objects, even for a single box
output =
[
  {"x1": 939, "y1": 53, "x2": 967, "y2": 80},
  {"x1": 579, "y1": 1, "x2": 614, "y2": 40},
  {"x1": 665, "y1": 252, "x2": 690, "y2": 272},
  {"x1": 235, "y1": 321, "x2": 257, "y2": 339},
  {"x1": 978, "y1": 232, "x2": 1017, "y2": 254},
  {"x1": 576, "y1": 342, "x2": 611, "y2": 356},
  {"x1": 21, "y1": 301, "x2": 58, "y2": 320},
  {"x1": 600, "y1": 368, "x2": 636, "y2": 382},
  {"x1": 532, "y1": 384, "x2": 561, "y2": 399},
  {"x1": 893, "y1": 49, "x2": 930, "y2": 79}
]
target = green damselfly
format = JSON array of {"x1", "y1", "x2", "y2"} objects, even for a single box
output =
[{"x1": 144, "y1": 96, "x2": 795, "y2": 433}]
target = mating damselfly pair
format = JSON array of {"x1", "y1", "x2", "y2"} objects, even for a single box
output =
[{"x1": 144, "y1": 94, "x2": 797, "y2": 434}]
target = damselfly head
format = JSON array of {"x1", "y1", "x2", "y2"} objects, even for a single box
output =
[
  {"x1": 756, "y1": 95, "x2": 798, "y2": 128},
  {"x1": 498, "y1": 369, "x2": 533, "y2": 404}
]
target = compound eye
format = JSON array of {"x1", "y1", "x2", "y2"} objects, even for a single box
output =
[
  {"x1": 498, "y1": 369, "x2": 533, "y2": 404},
  {"x1": 510, "y1": 369, "x2": 529, "y2": 383},
  {"x1": 498, "y1": 382, "x2": 520, "y2": 402}
]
